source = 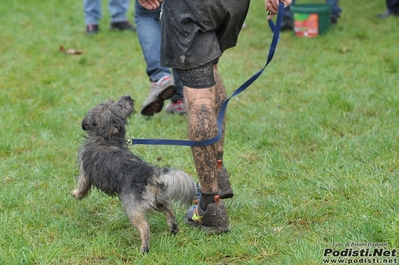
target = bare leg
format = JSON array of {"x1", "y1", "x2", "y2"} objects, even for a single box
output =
[
  {"x1": 183, "y1": 64, "x2": 230, "y2": 232},
  {"x1": 184, "y1": 85, "x2": 219, "y2": 194},
  {"x1": 213, "y1": 65, "x2": 226, "y2": 157},
  {"x1": 212, "y1": 65, "x2": 234, "y2": 198}
]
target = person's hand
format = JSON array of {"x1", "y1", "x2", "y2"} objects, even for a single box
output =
[
  {"x1": 266, "y1": 0, "x2": 292, "y2": 20},
  {"x1": 138, "y1": 0, "x2": 162, "y2": 10}
]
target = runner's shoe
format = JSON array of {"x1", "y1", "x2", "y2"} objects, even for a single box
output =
[
  {"x1": 141, "y1": 76, "x2": 176, "y2": 116},
  {"x1": 165, "y1": 99, "x2": 186, "y2": 115},
  {"x1": 110, "y1": 21, "x2": 136, "y2": 31},
  {"x1": 184, "y1": 194, "x2": 229, "y2": 234}
]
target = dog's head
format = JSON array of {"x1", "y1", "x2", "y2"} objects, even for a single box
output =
[{"x1": 82, "y1": 95, "x2": 135, "y2": 138}]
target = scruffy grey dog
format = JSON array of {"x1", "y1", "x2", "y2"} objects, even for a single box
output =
[{"x1": 72, "y1": 95, "x2": 197, "y2": 253}]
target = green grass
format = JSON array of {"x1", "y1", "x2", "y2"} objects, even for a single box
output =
[{"x1": 1, "y1": 0, "x2": 399, "y2": 264}]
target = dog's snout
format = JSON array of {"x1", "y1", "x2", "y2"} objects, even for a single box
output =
[{"x1": 123, "y1": 95, "x2": 132, "y2": 101}]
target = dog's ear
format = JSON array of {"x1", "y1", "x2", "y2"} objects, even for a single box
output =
[
  {"x1": 96, "y1": 110, "x2": 119, "y2": 137},
  {"x1": 81, "y1": 100, "x2": 114, "y2": 132},
  {"x1": 81, "y1": 117, "x2": 92, "y2": 131},
  {"x1": 81, "y1": 112, "x2": 101, "y2": 131}
]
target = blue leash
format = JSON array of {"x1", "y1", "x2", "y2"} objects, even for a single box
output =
[{"x1": 132, "y1": 3, "x2": 284, "y2": 147}]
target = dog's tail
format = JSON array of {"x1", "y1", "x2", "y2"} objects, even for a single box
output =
[{"x1": 159, "y1": 167, "x2": 198, "y2": 205}]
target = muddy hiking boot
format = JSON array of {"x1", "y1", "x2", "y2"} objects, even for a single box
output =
[{"x1": 184, "y1": 193, "x2": 230, "y2": 234}]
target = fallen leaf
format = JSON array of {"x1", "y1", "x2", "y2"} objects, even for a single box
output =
[{"x1": 60, "y1": 45, "x2": 83, "y2": 55}]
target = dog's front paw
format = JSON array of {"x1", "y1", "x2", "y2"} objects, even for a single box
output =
[
  {"x1": 170, "y1": 223, "x2": 179, "y2": 235},
  {"x1": 140, "y1": 243, "x2": 150, "y2": 254},
  {"x1": 72, "y1": 189, "x2": 85, "y2": 199}
]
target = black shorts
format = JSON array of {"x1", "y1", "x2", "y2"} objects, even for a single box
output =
[{"x1": 160, "y1": 0, "x2": 250, "y2": 70}]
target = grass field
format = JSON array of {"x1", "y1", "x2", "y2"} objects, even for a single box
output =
[{"x1": 1, "y1": 0, "x2": 399, "y2": 264}]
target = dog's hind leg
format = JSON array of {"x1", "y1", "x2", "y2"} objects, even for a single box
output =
[
  {"x1": 121, "y1": 196, "x2": 151, "y2": 253},
  {"x1": 156, "y1": 197, "x2": 179, "y2": 235},
  {"x1": 72, "y1": 165, "x2": 91, "y2": 199}
]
